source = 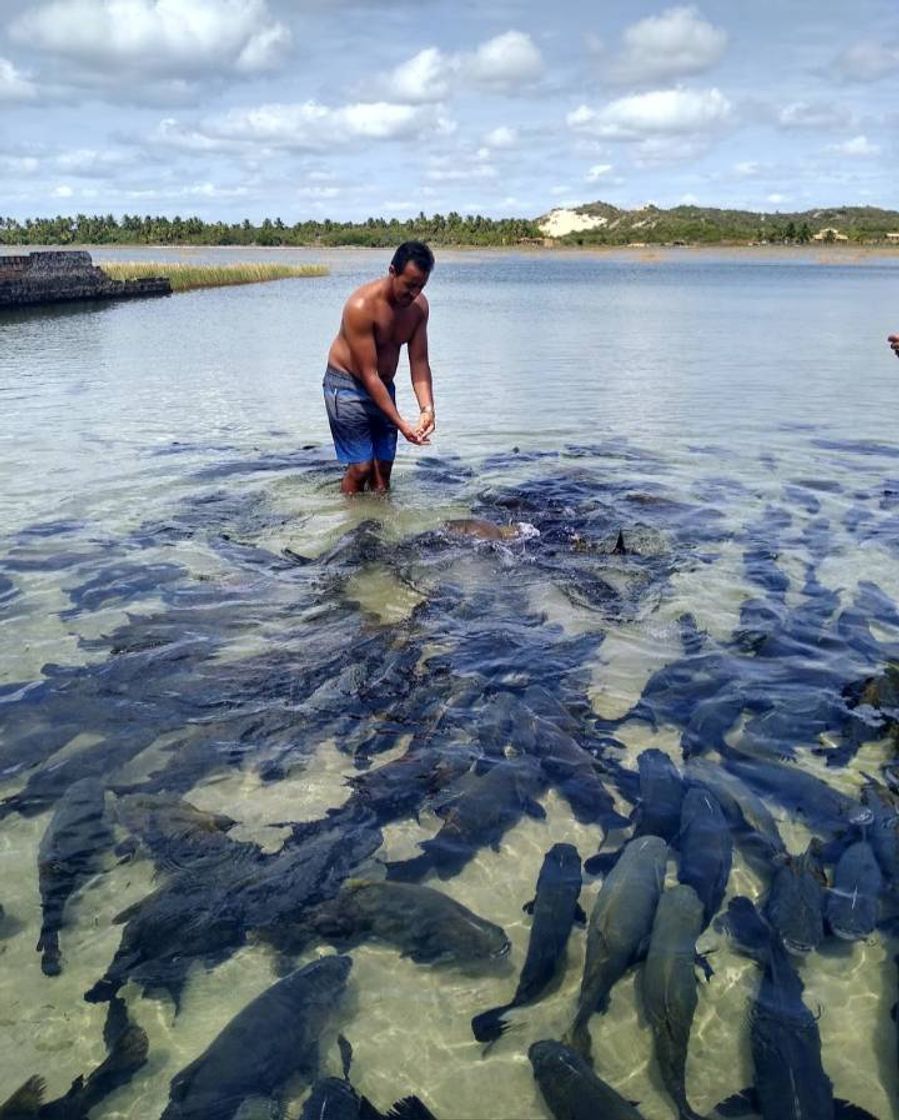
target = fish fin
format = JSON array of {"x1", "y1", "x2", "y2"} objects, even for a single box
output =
[
  {"x1": 338, "y1": 1034, "x2": 353, "y2": 1080},
  {"x1": 716, "y1": 1088, "x2": 760, "y2": 1117},
  {"x1": 602, "y1": 810, "x2": 632, "y2": 830},
  {"x1": 522, "y1": 897, "x2": 536, "y2": 915},
  {"x1": 583, "y1": 849, "x2": 622, "y2": 876},
  {"x1": 471, "y1": 1008, "x2": 510, "y2": 1043},
  {"x1": 384, "y1": 854, "x2": 432, "y2": 883},
  {"x1": 383, "y1": 1096, "x2": 438, "y2": 1120},
  {"x1": 574, "y1": 903, "x2": 587, "y2": 926},
  {"x1": 612, "y1": 529, "x2": 627, "y2": 555},
  {"x1": 523, "y1": 797, "x2": 547, "y2": 820},
  {"x1": 695, "y1": 951, "x2": 715, "y2": 981},
  {"x1": 0, "y1": 1076, "x2": 46, "y2": 1116},
  {"x1": 834, "y1": 1102, "x2": 882, "y2": 1120}
]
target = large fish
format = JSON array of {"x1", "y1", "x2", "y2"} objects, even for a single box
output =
[
  {"x1": 309, "y1": 879, "x2": 510, "y2": 964},
  {"x1": 472, "y1": 843, "x2": 584, "y2": 1042},
  {"x1": 114, "y1": 792, "x2": 239, "y2": 873},
  {"x1": 535, "y1": 724, "x2": 630, "y2": 831},
  {"x1": 633, "y1": 749, "x2": 684, "y2": 842},
  {"x1": 764, "y1": 840, "x2": 826, "y2": 955},
  {"x1": 528, "y1": 1040, "x2": 645, "y2": 1120},
  {"x1": 565, "y1": 835, "x2": 667, "y2": 1061},
  {"x1": 384, "y1": 757, "x2": 546, "y2": 882},
  {"x1": 341, "y1": 746, "x2": 477, "y2": 825},
  {"x1": 861, "y1": 775, "x2": 899, "y2": 884},
  {"x1": 826, "y1": 840, "x2": 881, "y2": 941},
  {"x1": 162, "y1": 955, "x2": 352, "y2": 1120},
  {"x1": 36, "y1": 777, "x2": 112, "y2": 975},
  {"x1": 676, "y1": 787, "x2": 732, "y2": 930},
  {"x1": 718, "y1": 897, "x2": 878, "y2": 1120},
  {"x1": 642, "y1": 885, "x2": 706, "y2": 1120}
]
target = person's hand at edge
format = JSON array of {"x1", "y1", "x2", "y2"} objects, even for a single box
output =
[
  {"x1": 399, "y1": 419, "x2": 426, "y2": 445},
  {"x1": 889, "y1": 334, "x2": 899, "y2": 358},
  {"x1": 415, "y1": 406, "x2": 436, "y2": 441}
]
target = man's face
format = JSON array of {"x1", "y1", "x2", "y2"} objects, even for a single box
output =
[{"x1": 390, "y1": 261, "x2": 429, "y2": 307}]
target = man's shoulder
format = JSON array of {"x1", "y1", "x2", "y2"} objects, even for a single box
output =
[{"x1": 345, "y1": 278, "x2": 383, "y2": 313}]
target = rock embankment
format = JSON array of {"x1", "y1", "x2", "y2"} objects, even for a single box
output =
[{"x1": 0, "y1": 250, "x2": 171, "y2": 308}]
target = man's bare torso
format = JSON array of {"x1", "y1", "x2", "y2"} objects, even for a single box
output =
[{"x1": 328, "y1": 277, "x2": 427, "y2": 384}]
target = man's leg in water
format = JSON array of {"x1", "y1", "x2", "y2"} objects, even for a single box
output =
[
  {"x1": 341, "y1": 460, "x2": 373, "y2": 495},
  {"x1": 370, "y1": 459, "x2": 394, "y2": 492}
]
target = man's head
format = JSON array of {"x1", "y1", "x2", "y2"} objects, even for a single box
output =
[{"x1": 388, "y1": 240, "x2": 434, "y2": 306}]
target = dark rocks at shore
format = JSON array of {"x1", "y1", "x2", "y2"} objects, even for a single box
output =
[{"x1": 0, "y1": 250, "x2": 170, "y2": 309}]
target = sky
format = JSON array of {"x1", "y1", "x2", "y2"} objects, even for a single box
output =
[{"x1": 1, "y1": 0, "x2": 897, "y2": 222}]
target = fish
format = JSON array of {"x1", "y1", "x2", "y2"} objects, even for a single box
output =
[
  {"x1": 113, "y1": 792, "x2": 238, "y2": 873},
  {"x1": 528, "y1": 1040, "x2": 645, "y2": 1120},
  {"x1": 385, "y1": 757, "x2": 546, "y2": 882},
  {"x1": 162, "y1": 955, "x2": 352, "y2": 1120},
  {"x1": 341, "y1": 747, "x2": 477, "y2": 825},
  {"x1": 535, "y1": 723, "x2": 630, "y2": 831},
  {"x1": 642, "y1": 885, "x2": 706, "y2": 1120},
  {"x1": 826, "y1": 840, "x2": 882, "y2": 941},
  {"x1": 685, "y1": 758, "x2": 786, "y2": 877},
  {"x1": 717, "y1": 896, "x2": 879, "y2": 1120},
  {"x1": 36, "y1": 777, "x2": 112, "y2": 975},
  {"x1": 309, "y1": 879, "x2": 510, "y2": 964},
  {"x1": 565, "y1": 834, "x2": 667, "y2": 1061},
  {"x1": 471, "y1": 843, "x2": 584, "y2": 1042},
  {"x1": 633, "y1": 749, "x2": 684, "y2": 841},
  {"x1": 860, "y1": 775, "x2": 899, "y2": 884},
  {"x1": 764, "y1": 840, "x2": 826, "y2": 955},
  {"x1": 676, "y1": 787, "x2": 732, "y2": 930},
  {"x1": 443, "y1": 519, "x2": 523, "y2": 541}
]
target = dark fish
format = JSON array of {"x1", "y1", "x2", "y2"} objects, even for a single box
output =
[
  {"x1": 472, "y1": 843, "x2": 584, "y2": 1042},
  {"x1": 642, "y1": 885, "x2": 706, "y2": 1120},
  {"x1": 676, "y1": 787, "x2": 732, "y2": 930},
  {"x1": 725, "y1": 755, "x2": 872, "y2": 835},
  {"x1": 535, "y1": 724, "x2": 630, "y2": 830},
  {"x1": 114, "y1": 792, "x2": 239, "y2": 873},
  {"x1": 685, "y1": 759, "x2": 785, "y2": 877},
  {"x1": 718, "y1": 897, "x2": 879, "y2": 1120},
  {"x1": 341, "y1": 747, "x2": 477, "y2": 825},
  {"x1": 309, "y1": 879, "x2": 510, "y2": 964},
  {"x1": 443, "y1": 518, "x2": 521, "y2": 540},
  {"x1": 528, "y1": 1040, "x2": 644, "y2": 1120},
  {"x1": 565, "y1": 835, "x2": 667, "y2": 1060},
  {"x1": 385, "y1": 757, "x2": 546, "y2": 882},
  {"x1": 634, "y1": 749, "x2": 684, "y2": 841},
  {"x1": 860, "y1": 775, "x2": 899, "y2": 884},
  {"x1": 764, "y1": 840, "x2": 826, "y2": 955},
  {"x1": 162, "y1": 955, "x2": 352, "y2": 1120},
  {"x1": 826, "y1": 840, "x2": 882, "y2": 941},
  {"x1": 36, "y1": 777, "x2": 112, "y2": 975}
]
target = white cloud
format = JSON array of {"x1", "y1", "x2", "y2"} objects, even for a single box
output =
[
  {"x1": 196, "y1": 101, "x2": 449, "y2": 151},
  {"x1": 767, "y1": 193, "x2": 786, "y2": 204},
  {"x1": 777, "y1": 101, "x2": 854, "y2": 129},
  {"x1": 425, "y1": 155, "x2": 498, "y2": 183},
  {"x1": 586, "y1": 163, "x2": 613, "y2": 180},
  {"x1": 607, "y1": 6, "x2": 727, "y2": 85},
  {"x1": 829, "y1": 135, "x2": 881, "y2": 157},
  {"x1": 483, "y1": 126, "x2": 518, "y2": 148},
  {"x1": 569, "y1": 88, "x2": 732, "y2": 139},
  {"x1": 464, "y1": 31, "x2": 544, "y2": 90},
  {"x1": 52, "y1": 184, "x2": 74, "y2": 197},
  {"x1": 0, "y1": 155, "x2": 40, "y2": 174},
  {"x1": 834, "y1": 41, "x2": 899, "y2": 82},
  {"x1": 0, "y1": 58, "x2": 36, "y2": 101},
  {"x1": 11, "y1": 0, "x2": 290, "y2": 79},
  {"x1": 386, "y1": 47, "x2": 453, "y2": 104},
  {"x1": 734, "y1": 160, "x2": 760, "y2": 177}
]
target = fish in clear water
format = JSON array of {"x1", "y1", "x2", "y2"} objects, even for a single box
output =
[
  {"x1": 535, "y1": 723, "x2": 630, "y2": 830},
  {"x1": 676, "y1": 786, "x2": 732, "y2": 930},
  {"x1": 472, "y1": 842, "x2": 584, "y2": 1042},
  {"x1": 36, "y1": 777, "x2": 112, "y2": 976},
  {"x1": 717, "y1": 896, "x2": 879, "y2": 1120},
  {"x1": 860, "y1": 775, "x2": 899, "y2": 885},
  {"x1": 565, "y1": 835, "x2": 667, "y2": 1061},
  {"x1": 764, "y1": 840, "x2": 827, "y2": 955},
  {"x1": 642, "y1": 885, "x2": 706, "y2": 1120},
  {"x1": 826, "y1": 840, "x2": 882, "y2": 941},
  {"x1": 528, "y1": 1040, "x2": 645, "y2": 1120},
  {"x1": 633, "y1": 748, "x2": 684, "y2": 842},
  {"x1": 162, "y1": 955, "x2": 352, "y2": 1120},
  {"x1": 308, "y1": 879, "x2": 510, "y2": 965}
]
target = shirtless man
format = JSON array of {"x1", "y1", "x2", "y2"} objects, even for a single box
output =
[{"x1": 324, "y1": 241, "x2": 436, "y2": 494}]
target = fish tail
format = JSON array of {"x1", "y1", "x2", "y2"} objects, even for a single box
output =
[
  {"x1": 79, "y1": 1024, "x2": 149, "y2": 1110},
  {"x1": 562, "y1": 1017, "x2": 593, "y2": 1063},
  {"x1": 471, "y1": 1006, "x2": 511, "y2": 1043},
  {"x1": 0, "y1": 1075, "x2": 46, "y2": 1116},
  {"x1": 384, "y1": 853, "x2": 433, "y2": 882},
  {"x1": 84, "y1": 975, "x2": 119, "y2": 1004},
  {"x1": 36, "y1": 929, "x2": 61, "y2": 977}
]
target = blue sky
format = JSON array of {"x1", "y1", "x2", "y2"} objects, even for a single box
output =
[{"x1": 1, "y1": 0, "x2": 897, "y2": 221}]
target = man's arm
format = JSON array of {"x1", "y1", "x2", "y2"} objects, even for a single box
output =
[
  {"x1": 342, "y1": 300, "x2": 421, "y2": 443},
  {"x1": 408, "y1": 299, "x2": 435, "y2": 440},
  {"x1": 890, "y1": 334, "x2": 899, "y2": 359}
]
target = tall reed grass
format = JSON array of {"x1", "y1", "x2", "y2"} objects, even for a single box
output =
[{"x1": 102, "y1": 261, "x2": 328, "y2": 292}]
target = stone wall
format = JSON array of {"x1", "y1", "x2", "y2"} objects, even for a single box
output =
[{"x1": 0, "y1": 250, "x2": 171, "y2": 308}]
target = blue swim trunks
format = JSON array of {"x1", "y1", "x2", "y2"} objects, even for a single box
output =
[{"x1": 323, "y1": 365, "x2": 398, "y2": 466}]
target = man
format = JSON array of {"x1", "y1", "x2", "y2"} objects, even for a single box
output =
[
  {"x1": 324, "y1": 241, "x2": 436, "y2": 494},
  {"x1": 890, "y1": 334, "x2": 899, "y2": 359}
]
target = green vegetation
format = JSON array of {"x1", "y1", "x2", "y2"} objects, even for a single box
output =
[
  {"x1": 0, "y1": 212, "x2": 541, "y2": 248},
  {"x1": 101, "y1": 261, "x2": 328, "y2": 291}
]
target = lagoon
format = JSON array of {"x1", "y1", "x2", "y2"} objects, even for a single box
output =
[{"x1": 1, "y1": 247, "x2": 898, "y2": 1119}]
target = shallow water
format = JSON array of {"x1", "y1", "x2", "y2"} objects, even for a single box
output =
[{"x1": 1, "y1": 247, "x2": 898, "y2": 1119}]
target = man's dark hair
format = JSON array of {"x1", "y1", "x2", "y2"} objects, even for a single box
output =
[{"x1": 391, "y1": 240, "x2": 435, "y2": 275}]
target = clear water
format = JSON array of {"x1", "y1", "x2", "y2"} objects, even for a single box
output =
[{"x1": 1, "y1": 247, "x2": 898, "y2": 1118}]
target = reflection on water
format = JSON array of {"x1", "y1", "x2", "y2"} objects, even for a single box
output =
[{"x1": 1, "y1": 251, "x2": 898, "y2": 1119}]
